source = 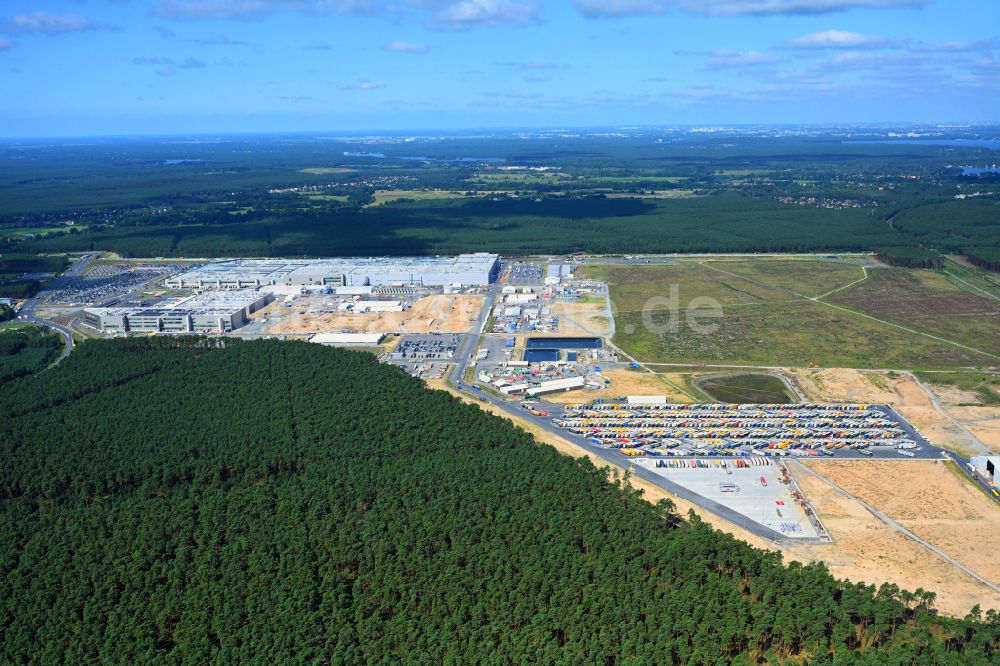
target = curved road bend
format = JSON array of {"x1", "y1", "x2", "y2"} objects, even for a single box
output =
[{"x1": 15, "y1": 254, "x2": 96, "y2": 367}]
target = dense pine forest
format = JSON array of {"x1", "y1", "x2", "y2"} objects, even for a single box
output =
[
  {"x1": 2, "y1": 338, "x2": 998, "y2": 664},
  {"x1": 0, "y1": 325, "x2": 62, "y2": 381}
]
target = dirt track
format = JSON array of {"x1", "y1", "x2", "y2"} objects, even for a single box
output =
[
  {"x1": 788, "y1": 460, "x2": 1000, "y2": 615},
  {"x1": 790, "y1": 367, "x2": 993, "y2": 456}
]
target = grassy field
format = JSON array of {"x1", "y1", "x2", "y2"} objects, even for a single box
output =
[
  {"x1": 298, "y1": 167, "x2": 354, "y2": 175},
  {"x1": 916, "y1": 371, "x2": 1000, "y2": 406},
  {"x1": 695, "y1": 373, "x2": 793, "y2": 403},
  {"x1": 827, "y1": 267, "x2": 1000, "y2": 354},
  {"x1": 586, "y1": 260, "x2": 999, "y2": 370},
  {"x1": 1, "y1": 226, "x2": 88, "y2": 237},
  {"x1": 368, "y1": 189, "x2": 466, "y2": 206}
]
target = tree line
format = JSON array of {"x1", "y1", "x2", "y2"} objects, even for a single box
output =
[{"x1": 1, "y1": 338, "x2": 998, "y2": 664}]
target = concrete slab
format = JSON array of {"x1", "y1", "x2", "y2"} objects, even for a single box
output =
[{"x1": 635, "y1": 461, "x2": 820, "y2": 539}]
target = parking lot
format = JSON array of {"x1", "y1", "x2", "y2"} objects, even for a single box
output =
[
  {"x1": 635, "y1": 460, "x2": 823, "y2": 539},
  {"x1": 507, "y1": 262, "x2": 543, "y2": 286},
  {"x1": 553, "y1": 402, "x2": 933, "y2": 460},
  {"x1": 387, "y1": 334, "x2": 464, "y2": 362},
  {"x1": 46, "y1": 264, "x2": 184, "y2": 306}
]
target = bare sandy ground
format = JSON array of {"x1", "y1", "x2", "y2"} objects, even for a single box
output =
[
  {"x1": 785, "y1": 465, "x2": 1000, "y2": 617},
  {"x1": 544, "y1": 301, "x2": 612, "y2": 337},
  {"x1": 805, "y1": 461, "x2": 1000, "y2": 579},
  {"x1": 929, "y1": 386, "x2": 1000, "y2": 453},
  {"x1": 545, "y1": 368, "x2": 693, "y2": 404},
  {"x1": 262, "y1": 295, "x2": 483, "y2": 335},
  {"x1": 425, "y1": 375, "x2": 1000, "y2": 617},
  {"x1": 790, "y1": 368, "x2": 985, "y2": 455}
]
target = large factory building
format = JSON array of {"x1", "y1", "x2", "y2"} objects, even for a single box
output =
[
  {"x1": 83, "y1": 291, "x2": 272, "y2": 334},
  {"x1": 164, "y1": 253, "x2": 500, "y2": 290}
]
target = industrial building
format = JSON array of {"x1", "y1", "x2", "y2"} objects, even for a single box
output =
[
  {"x1": 970, "y1": 456, "x2": 1000, "y2": 484},
  {"x1": 309, "y1": 332, "x2": 386, "y2": 346},
  {"x1": 526, "y1": 376, "x2": 586, "y2": 397},
  {"x1": 164, "y1": 254, "x2": 500, "y2": 290},
  {"x1": 83, "y1": 291, "x2": 272, "y2": 334}
]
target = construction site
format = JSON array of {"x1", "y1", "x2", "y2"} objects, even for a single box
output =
[{"x1": 251, "y1": 292, "x2": 485, "y2": 337}]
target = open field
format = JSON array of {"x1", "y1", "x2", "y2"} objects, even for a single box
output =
[
  {"x1": 259, "y1": 294, "x2": 484, "y2": 335},
  {"x1": 544, "y1": 368, "x2": 692, "y2": 404},
  {"x1": 803, "y1": 460, "x2": 1000, "y2": 589},
  {"x1": 828, "y1": 267, "x2": 1000, "y2": 354},
  {"x1": 785, "y1": 463, "x2": 1000, "y2": 617},
  {"x1": 586, "y1": 260, "x2": 998, "y2": 369},
  {"x1": 368, "y1": 189, "x2": 466, "y2": 206},
  {"x1": 922, "y1": 374, "x2": 1000, "y2": 453},
  {"x1": 298, "y1": 167, "x2": 354, "y2": 175},
  {"x1": 696, "y1": 373, "x2": 793, "y2": 403},
  {"x1": 603, "y1": 190, "x2": 698, "y2": 199},
  {"x1": 790, "y1": 367, "x2": 988, "y2": 455},
  {"x1": 544, "y1": 300, "x2": 611, "y2": 337}
]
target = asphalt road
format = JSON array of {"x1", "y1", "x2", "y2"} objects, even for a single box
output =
[
  {"x1": 448, "y1": 266, "x2": 993, "y2": 538},
  {"x1": 16, "y1": 254, "x2": 97, "y2": 367}
]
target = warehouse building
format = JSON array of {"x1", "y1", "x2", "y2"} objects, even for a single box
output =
[
  {"x1": 165, "y1": 253, "x2": 500, "y2": 289},
  {"x1": 526, "y1": 376, "x2": 585, "y2": 397},
  {"x1": 83, "y1": 291, "x2": 272, "y2": 334},
  {"x1": 970, "y1": 456, "x2": 1000, "y2": 484}
]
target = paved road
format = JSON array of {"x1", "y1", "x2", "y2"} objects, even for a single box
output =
[
  {"x1": 16, "y1": 254, "x2": 97, "y2": 367},
  {"x1": 793, "y1": 461, "x2": 1000, "y2": 591},
  {"x1": 449, "y1": 275, "x2": 823, "y2": 543}
]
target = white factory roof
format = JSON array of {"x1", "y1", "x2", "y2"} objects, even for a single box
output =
[
  {"x1": 626, "y1": 396, "x2": 668, "y2": 405},
  {"x1": 167, "y1": 254, "x2": 498, "y2": 287},
  {"x1": 526, "y1": 376, "x2": 585, "y2": 396},
  {"x1": 309, "y1": 333, "x2": 386, "y2": 345}
]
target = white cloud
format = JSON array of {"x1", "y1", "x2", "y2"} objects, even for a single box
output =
[
  {"x1": 383, "y1": 40, "x2": 430, "y2": 54},
  {"x1": 676, "y1": 0, "x2": 924, "y2": 15},
  {"x1": 338, "y1": 79, "x2": 386, "y2": 90},
  {"x1": 153, "y1": 1, "x2": 378, "y2": 20},
  {"x1": 2, "y1": 12, "x2": 97, "y2": 35},
  {"x1": 432, "y1": 0, "x2": 543, "y2": 30},
  {"x1": 572, "y1": 1, "x2": 668, "y2": 18},
  {"x1": 0, "y1": 38, "x2": 16, "y2": 51},
  {"x1": 786, "y1": 29, "x2": 896, "y2": 49},
  {"x1": 702, "y1": 49, "x2": 781, "y2": 69},
  {"x1": 913, "y1": 38, "x2": 998, "y2": 53},
  {"x1": 495, "y1": 60, "x2": 558, "y2": 70},
  {"x1": 574, "y1": 0, "x2": 924, "y2": 18},
  {"x1": 134, "y1": 56, "x2": 176, "y2": 65},
  {"x1": 304, "y1": 40, "x2": 333, "y2": 49},
  {"x1": 192, "y1": 34, "x2": 247, "y2": 45}
]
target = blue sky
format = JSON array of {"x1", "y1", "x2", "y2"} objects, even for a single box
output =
[{"x1": 1, "y1": 0, "x2": 998, "y2": 136}]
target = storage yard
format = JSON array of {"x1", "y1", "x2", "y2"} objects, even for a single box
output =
[
  {"x1": 554, "y1": 402, "x2": 928, "y2": 460},
  {"x1": 635, "y1": 459, "x2": 823, "y2": 539},
  {"x1": 255, "y1": 293, "x2": 484, "y2": 335}
]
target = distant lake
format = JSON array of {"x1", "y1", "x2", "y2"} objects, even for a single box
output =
[
  {"x1": 343, "y1": 151, "x2": 385, "y2": 158},
  {"x1": 163, "y1": 159, "x2": 207, "y2": 165},
  {"x1": 962, "y1": 166, "x2": 1000, "y2": 175},
  {"x1": 844, "y1": 139, "x2": 1000, "y2": 150}
]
